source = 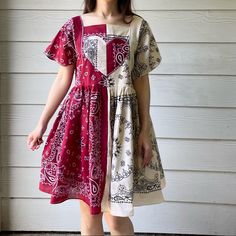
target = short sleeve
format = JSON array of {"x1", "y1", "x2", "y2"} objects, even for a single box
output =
[
  {"x1": 44, "y1": 18, "x2": 77, "y2": 66},
  {"x1": 131, "y1": 19, "x2": 162, "y2": 80}
]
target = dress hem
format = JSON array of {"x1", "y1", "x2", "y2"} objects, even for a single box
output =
[
  {"x1": 133, "y1": 177, "x2": 166, "y2": 206},
  {"x1": 38, "y1": 182, "x2": 102, "y2": 214},
  {"x1": 39, "y1": 177, "x2": 166, "y2": 217}
]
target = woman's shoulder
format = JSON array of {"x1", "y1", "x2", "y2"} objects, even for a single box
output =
[
  {"x1": 132, "y1": 13, "x2": 143, "y2": 21},
  {"x1": 70, "y1": 14, "x2": 82, "y2": 22},
  {"x1": 63, "y1": 15, "x2": 83, "y2": 29},
  {"x1": 130, "y1": 14, "x2": 150, "y2": 29}
]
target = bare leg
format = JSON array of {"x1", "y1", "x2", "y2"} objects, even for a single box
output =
[
  {"x1": 104, "y1": 211, "x2": 134, "y2": 235},
  {"x1": 79, "y1": 200, "x2": 104, "y2": 235}
]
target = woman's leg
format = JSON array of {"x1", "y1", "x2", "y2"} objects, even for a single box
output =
[
  {"x1": 104, "y1": 211, "x2": 134, "y2": 235},
  {"x1": 79, "y1": 200, "x2": 104, "y2": 235}
]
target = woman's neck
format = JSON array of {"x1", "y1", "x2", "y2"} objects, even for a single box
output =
[{"x1": 94, "y1": 0, "x2": 119, "y2": 19}]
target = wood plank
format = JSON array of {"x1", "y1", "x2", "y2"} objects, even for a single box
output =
[
  {"x1": 2, "y1": 74, "x2": 236, "y2": 108},
  {"x1": 1, "y1": 0, "x2": 236, "y2": 10},
  {"x1": 1, "y1": 136, "x2": 42, "y2": 167},
  {"x1": 0, "y1": 11, "x2": 81, "y2": 42},
  {"x1": 0, "y1": 74, "x2": 73, "y2": 105},
  {"x1": 1, "y1": 105, "x2": 236, "y2": 140},
  {"x1": 158, "y1": 139, "x2": 236, "y2": 172},
  {"x1": 135, "y1": 0, "x2": 236, "y2": 10},
  {"x1": 2, "y1": 199, "x2": 236, "y2": 235},
  {"x1": 133, "y1": 202, "x2": 236, "y2": 235},
  {"x1": 1, "y1": 198, "x2": 84, "y2": 232},
  {"x1": 1, "y1": 42, "x2": 236, "y2": 75},
  {"x1": 1, "y1": 167, "x2": 236, "y2": 205},
  {"x1": 0, "y1": 104, "x2": 59, "y2": 136},
  {"x1": 150, "y1": 106, "x2": 236, "y2": 140},
  {"x1": 2, "y1": 136, "x2": 236, "y2": 173},
  {"x1": 1, "y1": 10, "x2": 236, "y2": 42},
  {"x1": 150, "y1": 75, "x2": 236, "y2": 108}
]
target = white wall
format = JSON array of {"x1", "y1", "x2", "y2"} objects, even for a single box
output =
[{"x1": 1, "y1": 0, "x2": 236, "y2": 235}]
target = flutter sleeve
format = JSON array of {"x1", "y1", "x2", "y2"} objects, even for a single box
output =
[
  {"x1": 131, "y1": 18, "x2": 162, "y2": 80},
  {"x1": 44, "y1": 17, "x2": 77, "y2": 66}
]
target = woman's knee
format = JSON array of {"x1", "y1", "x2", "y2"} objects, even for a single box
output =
[
  {"x1": 81, "y1": 215, "x2": 103, "y2": 232},
  {"x1": 79, "y1": 200, "x2": 103, "y2": 227},
  {"x1": 104, "y1": 213, "x2": 131, "y2": 231}
]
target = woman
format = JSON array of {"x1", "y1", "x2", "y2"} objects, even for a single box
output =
[{"x1": 27, "y1": 0, "x2": 166, "y2": 235}]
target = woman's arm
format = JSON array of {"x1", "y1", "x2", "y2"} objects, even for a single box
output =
[
  {"x1": 37, "y1": 64, "x2": 75, "y2": 127},
  {"x1": 27, "y1": 64, "x2": 75, "y2": 150},
  {"x1": 133, "y1": 74, "x2": 153, "y2": 168},
  {"x1": 133, "y1": 74, "x2": 151, "y2": 133}
]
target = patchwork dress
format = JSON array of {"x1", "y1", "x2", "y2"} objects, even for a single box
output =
[{"x1": 39, "y1": 14, "x2": 166, "y2": 217}]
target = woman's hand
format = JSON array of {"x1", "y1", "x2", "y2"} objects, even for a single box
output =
[
  {"x1": 27, "y1": 123, "x2": 47, "y2": 151},
  {"x1": 26, "y1": 65, "x2": 74, "y2": 152},
  {"x1": 138, "y1": 130, "x2": 153, "y2": 168}
]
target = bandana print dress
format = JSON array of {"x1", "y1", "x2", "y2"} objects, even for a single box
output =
[{"x1": 39, "y1": 14, "x2": 166, "y2": 217}]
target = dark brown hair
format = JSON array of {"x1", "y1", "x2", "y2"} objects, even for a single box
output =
[{"x1": 83, "y1": 0, "x2": 139, "y2": 24}]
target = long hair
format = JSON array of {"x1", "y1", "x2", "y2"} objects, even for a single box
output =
[{"x1": 83, "y1": 0, "x2": 138, "y2": 24}]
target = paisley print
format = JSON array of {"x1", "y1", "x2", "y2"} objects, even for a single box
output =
[
  {"x1": 83, "y1": 35, "x2": 129, "y2": 76},
  {"x1": 39, "y1": 14, "x2": 166, "y2": 217}
]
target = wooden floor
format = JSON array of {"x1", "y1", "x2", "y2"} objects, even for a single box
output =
[
  {"x1": 0, "y1": 232, "x2": 197, "y2": 236},
  {"x1": 0, "y1": 234, "x2": 183, "y2": 236},
  {"x1": 0, "y1": 233, "x2": 174, "y2": 236},
  {"x1": 0, "y1": 234, "x2": 172, "y2": 236}
]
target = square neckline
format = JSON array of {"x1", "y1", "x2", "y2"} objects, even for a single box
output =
[{"x1": 79, "y1": 14, "x2": 137, "y2": 28}]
